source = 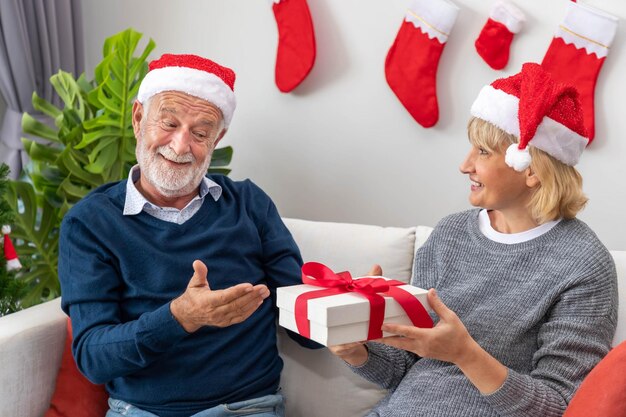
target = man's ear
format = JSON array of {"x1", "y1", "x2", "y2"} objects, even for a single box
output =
[
  {"x1": 214, "y1": 128, "x2": 227, "y2": 147},
  {"x1": 132, "y1": 100, "x2": 144, "y2": 138}
]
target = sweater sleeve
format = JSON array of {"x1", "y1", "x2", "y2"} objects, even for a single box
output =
[
  {"x1": 59, "y1": 216, "x2": 189, "y2": 384},
  {"x1": 349, "y1": 342, "x2": 420, "y2": 390},
  {"x1": 484, "y1": 258, "x2": 618, "y2": 417},
  {"x1": 250, "y1": 182, "x2": 322, "y2": 349}
]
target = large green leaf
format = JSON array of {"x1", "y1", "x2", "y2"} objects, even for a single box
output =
[
  {"x1": 50, "y1": 71, "x2": 88, "y2": 121},
  {"x1": 22, "y1": 114, "x2": 60, "y2": 143},
  {"x1": 6, "y1": 181, "x2": 60, "y2": 305},
  {"x1": 210, "y1": 146, "x2": 234, "y2": 168},
  {"x1": 31, "y1": 92, "x2": 63, "y2": 120},
  {"x1": 21, "y1": 139, "x2": 61, "y2": 163},
  {"x1": 84, "y1": 29, "x2": 155, "y2": 183}
]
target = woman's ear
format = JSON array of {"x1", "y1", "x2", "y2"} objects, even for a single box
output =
[{"x1": 525, "y1": 168, "x2": 540, "y2": 188}]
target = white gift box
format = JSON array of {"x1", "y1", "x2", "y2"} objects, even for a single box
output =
[{"x1": 277, "y1": 278, "x2": 431, "y2": 346}]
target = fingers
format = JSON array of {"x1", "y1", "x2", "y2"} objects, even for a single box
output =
[
  {"x1": 367, "y1": 264, "x2": 383, "y2": 276},
  {"x1": 328, "y1": 341, "x2": 365, "y2": 356},
  {"x1": 188, "y1": 260, "x2": 209, "y2": 289},
  {"x1": 381, "y1": 323, "x2": 423, "y2": 338},
  {"x1": 209, "y1": 284, "x2": 270, "y2": 327},
  {"x1": 427, "y1": 288, "x2": 453, "y2": 321},
  {"x1": 328, "y1": 341, "x2": 369, "y2": 366},
  {"x1": 214, "y1": 282, "x2": 257, "y2": 305},
  {"x1": 381, "y1": 322, "x2": 408, "y2": 335},
  {"x1": 375, "y1": 335, "x2": 415, "y2": 351}
]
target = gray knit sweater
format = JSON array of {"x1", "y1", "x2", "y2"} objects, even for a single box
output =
[{"x1": 352, "y1": 209, "x2": 618, "y2": 417}]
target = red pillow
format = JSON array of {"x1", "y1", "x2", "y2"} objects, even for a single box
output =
[
  {"x1": 563, "y1": 341, "x2": 626, "y2": 417},
  {"x1": 44, "y1": 319, "x2": 109, "y2": 417}
]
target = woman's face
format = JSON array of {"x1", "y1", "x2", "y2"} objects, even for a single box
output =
[{"x1": 459, "y1": 144, "x2": 535, "y2": 212}]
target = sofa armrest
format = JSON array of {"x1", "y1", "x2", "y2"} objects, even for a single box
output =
[{"x1": 0, "y1": 298, "x2": 67, "y2": 417}]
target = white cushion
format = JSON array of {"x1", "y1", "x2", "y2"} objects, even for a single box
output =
[
  {"x1": 0, "y1": 298, "x2": 66, "y2": 417},
  {"x1": 283, "y1": 217, "x2": 417, "y2": 282},
  {"x1": 281, "y1": 218, "x2": 417, "y2": 417}
]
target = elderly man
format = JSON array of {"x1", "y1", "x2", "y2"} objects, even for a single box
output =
[{"x1": 58, "y1": 54, "x2": 318, "y2": 417}]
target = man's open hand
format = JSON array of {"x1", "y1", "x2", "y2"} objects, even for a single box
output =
[{"x1": 170, "y1": 260, "x2": 270, "y2": 333}]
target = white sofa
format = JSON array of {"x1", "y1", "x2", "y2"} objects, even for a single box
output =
[{"x1": 1, "y1": 218, "x2": 624, "y2": 417}]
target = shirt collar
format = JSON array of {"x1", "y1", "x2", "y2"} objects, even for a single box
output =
[{"x1": 123, "y1": 165, "x2": 222, "y2": 216}]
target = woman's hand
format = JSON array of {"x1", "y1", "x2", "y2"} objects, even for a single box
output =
[
  {"x1": 328, "y1": 341, "x2": 369, "y2": 366},
  {"x1": 377, "y1": 288, "x2": 474, "y2": 364},
  {"x1": 377, "y1": 288, "x2": 508, "y2": 394}
]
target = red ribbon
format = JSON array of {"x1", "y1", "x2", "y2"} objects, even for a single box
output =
[{"x1": 294, "y1": 262, "x2": 433, "y2": 341}]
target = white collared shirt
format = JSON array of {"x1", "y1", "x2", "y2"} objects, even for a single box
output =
[
  {"x1": 478, "y1": 209, "x2": 561, "y2": 244},
  {"x1": 123, "y1": 165, "x2": 222, "y2": 224}
]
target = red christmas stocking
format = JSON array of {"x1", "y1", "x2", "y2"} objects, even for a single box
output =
[
  {"x1": 475, "y1": 1, "x2": 525, "y2": 70},
  {"x1": 272, "y1": 0, "x2": 316, "y2": 93},
  {"x1": 540, "y1": 1, "x2": 617, "y2": 143},
  {"x1": 385, "y1": 0, "x2": 460, "y2": 128}
]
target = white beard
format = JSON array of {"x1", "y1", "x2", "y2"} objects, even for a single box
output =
[{"x1": 136, "y1": 136, "x2": 212, "y2": 198}]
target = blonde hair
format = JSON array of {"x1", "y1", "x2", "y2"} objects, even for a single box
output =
[{"x1": 467, "y1": 117, "x2": 588, "y2": 223}]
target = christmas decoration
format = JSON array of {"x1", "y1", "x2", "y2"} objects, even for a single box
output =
[
  {"x1": 540, "y1": 1, "x2": 618, "y2": 143},
  {"x1": 137, "y1": 54, "x2": 237, "y2": 127},
  {"x1": 2, "y1": 225, "x2": 22, "y2": 271},
  {"x1": 0, "y1": 163, "x2": 26, "y2": 315},
  {"x1": 385, "y1": 0, "x2": 460, "y2": 128},
  {"x1": 471, "y1": 63, "x2": 588, "y2": 171},
  {"x1": 474, "y1": 1, "x2": 525, "y2": 70},
  {"x1": 271, "y1": 0, "x2": 316, "y2": 93}
]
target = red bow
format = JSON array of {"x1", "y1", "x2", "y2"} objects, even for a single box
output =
[{"x1": 295, "y1": 262, "x2": 433, "y2": 341}]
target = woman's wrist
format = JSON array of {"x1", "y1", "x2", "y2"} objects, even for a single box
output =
[{"x1": 456, "y1": 339, "x2": 508, "y2": 395}]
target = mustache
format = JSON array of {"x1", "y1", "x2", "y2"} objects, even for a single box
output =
[{"x1": 157, "y1": 145, "x2": 195, "y2": 163}]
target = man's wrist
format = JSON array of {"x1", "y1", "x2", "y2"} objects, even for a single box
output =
[{"x1": 170, "y1": 296, "x2": 200, "y2": 333}]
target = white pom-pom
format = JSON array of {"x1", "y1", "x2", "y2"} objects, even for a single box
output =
[
  {"x1": 505, "y1": 143, "x2": 531, "y2": 172},
  {"x1": 1, "y1": 225, "x2": 10, "y2": 235}
]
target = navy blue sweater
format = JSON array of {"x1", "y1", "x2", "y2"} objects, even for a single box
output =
[{"x1": 59, "y1": 176, "x2": 316, "y2": 417}]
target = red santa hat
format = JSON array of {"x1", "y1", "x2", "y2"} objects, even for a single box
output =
[
  {"x1": 137, "y1": 54, "x2": 237, "y2": 127},
  {"x1": 2, "y1": 225, "x2": 22, "y2": 271},
  {"x1": 470, "y1": 62, "x2": 588, "y2": 171}
]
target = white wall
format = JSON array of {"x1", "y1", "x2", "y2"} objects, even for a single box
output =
[{"x1": 81, "y1": 0, "x2": 626, "y2": 251}]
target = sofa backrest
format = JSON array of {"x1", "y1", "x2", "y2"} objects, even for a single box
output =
[{"x1": 283, "y1": 218, "x2": 418, "y2": 282}]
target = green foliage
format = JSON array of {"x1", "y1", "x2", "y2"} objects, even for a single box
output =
[
  {"x1": 0, "y1": 164, "x2": 27, "y2": 315},
  {"x1": 4, "y1": 28, "x2": 234, "y2": 308}
]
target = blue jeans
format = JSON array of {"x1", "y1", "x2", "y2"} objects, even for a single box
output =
[{"x1": 106, "y1": 393, "x2": 285, "y2": 417}]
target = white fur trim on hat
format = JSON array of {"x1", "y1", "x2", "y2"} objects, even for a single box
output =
[
  {"x1": 471, "y1": 85, "x2": 588, "y2": 166},
  {"x1": 1, "y1": 225, "x2": 10, "y2": 235},
  {"x1": 137, "y1": 66, "x2": 237, "y2": 127},
  {"x1": 490, "y1": 1, "x2": 525, "y2": 34},
  {"x1": 405, "y1": 0, "x2": 460, "y2": 44}
]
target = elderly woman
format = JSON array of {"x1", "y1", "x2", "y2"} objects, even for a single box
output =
[{"x1": 329, "y1": 63, "x2": 617, "y2": 417}]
